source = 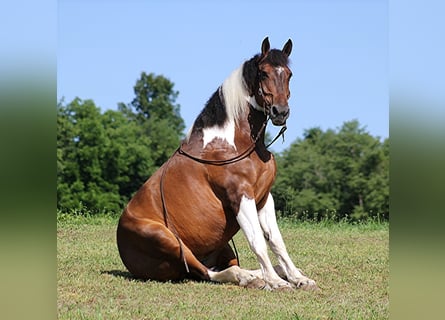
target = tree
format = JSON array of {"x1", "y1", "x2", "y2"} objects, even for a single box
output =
[
  {"x1": 57, "y1": 72, "x2": 186, "y2": 213},
  {"x1": 99, "y1": 110, "x2": 154, "y2": 201},
  {"x1": 119, "y1": 72, "x2": 185, "y2": 166},
  {"x1": 273, "y1": 120, "x2": 389, "y2": 221},
  {"x1": 57, "y1": 98, "x2": 154, "y2": 213},
  {"x1": 57, "y1": 98, "x2": 116, "y2": 211}
]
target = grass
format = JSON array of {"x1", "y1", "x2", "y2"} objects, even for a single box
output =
[{"x1": 57, "y1": 213, "x2": 388, "y2": 319}]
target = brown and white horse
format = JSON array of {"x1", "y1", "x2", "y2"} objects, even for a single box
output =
[{"x1": 117, "y1": 37, "x2": 317, "y2": 290}]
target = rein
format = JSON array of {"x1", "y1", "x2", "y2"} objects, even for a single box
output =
[
  {"x1": 178, "y1": 118, "x2": 286, "y2": 165},
  {"x1": 178, "y1": 117, "x2": 268, "y2": 166},
  {"x1": 178, "y1": 116, "x2": 286, "y2": 166},
  {"x1": 266, "y1": 125, "x2": 287, "y2": 148}
]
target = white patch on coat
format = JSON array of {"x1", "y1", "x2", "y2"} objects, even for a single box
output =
[
  {"x1": 202, "y1": 120, "x2": 236, "y2": 149},
  {"x1": 276, "y1": 66, "x2": 284, "y2": 75}
]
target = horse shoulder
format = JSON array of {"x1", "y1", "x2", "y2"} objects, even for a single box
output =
[{"x1": 204, "y1": 152, "x2": 276, "y2": 213}]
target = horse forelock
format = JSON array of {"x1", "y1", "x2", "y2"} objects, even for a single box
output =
[{"x1": 261, "y1": 49, "x2": 289, "y2": 67}]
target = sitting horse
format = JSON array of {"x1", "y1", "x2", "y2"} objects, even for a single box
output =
[{"x1": 117, "y1": 37, "x2": 317, "y2": 290}]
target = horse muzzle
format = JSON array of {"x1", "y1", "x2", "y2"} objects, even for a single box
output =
[{"x1": 270, "y1": 105, "x2": 290, "y2": 126}]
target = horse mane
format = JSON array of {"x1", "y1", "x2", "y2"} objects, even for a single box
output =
[
  {"x1": 187, "y1": 49, "x2": 290, "y2": 141},
  {"x1": 221, "y1": 64, "x2": 249, "y2": 124},
  {"x1": 187, "y1": 62, "x2": 250, "y2": 140}
]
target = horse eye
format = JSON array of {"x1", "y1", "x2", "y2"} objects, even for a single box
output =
[
  {"x1": 289, "y1": 72, "x2": 293, "y2": 80},
  {"x1": 260, "y1": 71, "x2": 268, "y2": 80}
]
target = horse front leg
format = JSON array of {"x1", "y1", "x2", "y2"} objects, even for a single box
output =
[
  {"x1": 258, "y1": 193, "x2": 317, "y2": 290},
  {"x1": 235, "y1": 195, "x2": 293, "y2": 290}
]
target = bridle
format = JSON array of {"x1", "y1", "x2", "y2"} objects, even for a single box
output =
[{"x1": 257, "y1": 69, "x2": 274, "y2": 113}]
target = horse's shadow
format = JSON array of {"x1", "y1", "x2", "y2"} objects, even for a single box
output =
[
  {"x1": 101, "y1": 270, "x2": 142, "y2": 281},
  {"x1": 101, "y1": 270, "x2": 189, "y2": 284}
]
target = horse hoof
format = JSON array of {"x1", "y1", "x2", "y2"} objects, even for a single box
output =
[
  {"x1": 269, "y1": 280, "x2": 294, "y2": 292},
  {"x1": 274, "y1": 285, "x2": 294, "y2": 292},
  {"x1": 244, "y1": 278, "x2": 266, "y2": 289},
  {"x1": 297, "y1": 279, "x2": 318, "y2": 291}
]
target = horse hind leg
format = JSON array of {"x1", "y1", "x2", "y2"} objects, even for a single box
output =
[
  {"x1": 202, "y1": 243, "x2": 238, "y2": 271},
  {"x1": 204, "y1": 244, "x2": 267, "y2": 289},
  {"x1": 117, "y1": 217, "x2": 209, "y2": 282},
  {"x1": 206, "y1": 252, "x2": 292, "y2": 289},
  {"x1": 118, "y1": 217, "x2": 268, "y2": 288}
]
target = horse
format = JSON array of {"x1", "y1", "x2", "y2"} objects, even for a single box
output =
[{"x1": 117, "y1": 37, "x2": 317, "y2": 290}]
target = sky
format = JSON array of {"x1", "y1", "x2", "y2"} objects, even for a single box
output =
[{"x1": 57, "y1": 0, "x2": 388, "y2": 152}]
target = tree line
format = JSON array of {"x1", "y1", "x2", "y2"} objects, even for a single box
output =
[{"x1": 57, "y1": 72, "x2": 388, "y2": 221}]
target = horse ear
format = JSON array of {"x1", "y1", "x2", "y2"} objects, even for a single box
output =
[
  {"x1": 282, "y1": 39, "x2": 293, "y2": 57},
  {"x1": 261, "y1": 37, "x2": 270, "y2": 56}
]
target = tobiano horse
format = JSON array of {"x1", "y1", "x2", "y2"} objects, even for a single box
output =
[{"x1": 117, "y1": 37, "x2": 317, "y2": 290}]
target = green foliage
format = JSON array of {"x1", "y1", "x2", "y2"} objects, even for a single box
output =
[
  {"x1": 57, "y1": 71, "x2": 388, "y2": 222},
  {"x1": 119, "y1": 72, "x2": 185, "y2": 166},
  {"x1": 273, "y1": 120, "x2": 388, "y2": 221},
  {"x1": 57, "y1": 73, "x2": 184, "y2": 213}
]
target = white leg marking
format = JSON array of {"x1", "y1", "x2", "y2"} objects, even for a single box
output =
[
  {"x1": 236, "y1": 195, "x2": 291, "y2": 289},
  {"x1": 202, "y1": 120, "x2": 236, "y2": 150},
  {"x1": 258, "y1": 193, "x2": 317, "y2": 289},
  {"x1": 208, "y1": 266, "x2": 257, "y2": 287}
]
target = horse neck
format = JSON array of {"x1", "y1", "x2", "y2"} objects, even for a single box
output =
[{"x1": 235, "y1": 106, "x2": 269, "y2": 150}]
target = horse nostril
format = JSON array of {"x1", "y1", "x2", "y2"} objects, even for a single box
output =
[
  {"x1": 271, "y1": 106, "x2": 289, "y2": 118},
  {"x1": 271, "y1": 106, "x2": 278, "y2": 116}
]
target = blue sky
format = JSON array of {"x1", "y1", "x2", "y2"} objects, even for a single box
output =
[{"x1": 57, "y1": 0, "x2": 388, "y2": 152}]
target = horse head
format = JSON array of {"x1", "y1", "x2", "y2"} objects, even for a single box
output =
[{"x1": 253, "y1": 37, "x2": 293, "y2": 126}]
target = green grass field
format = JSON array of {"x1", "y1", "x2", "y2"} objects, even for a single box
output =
[{"x1": 57, "y1": 213, "x2": 388, "y2": 319}]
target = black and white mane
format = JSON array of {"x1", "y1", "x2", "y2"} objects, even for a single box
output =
[{"x1": 187, "y1": 49, "x2": 290, "y2": 141}]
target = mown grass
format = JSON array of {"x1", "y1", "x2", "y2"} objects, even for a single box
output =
[{"x1": 57, "y1": 213, "x2": 388, "y2": 319}]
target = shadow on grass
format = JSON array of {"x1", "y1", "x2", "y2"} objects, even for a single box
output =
[
  {"x1": 101, "y1": 270, "x2": 192, "y2": 285},
  {"x1": 101, "y1": 270, "x2": 142, "y2": 281}
]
